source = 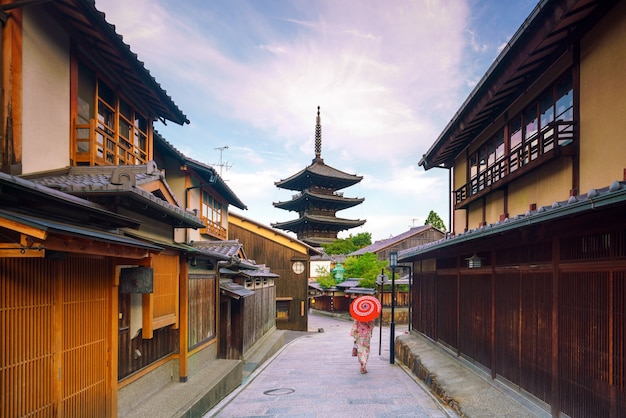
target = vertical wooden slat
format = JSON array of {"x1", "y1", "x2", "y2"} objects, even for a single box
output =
[
  {"x1": 61, "y1": 256, "x2": 109, "y2": 417},
  {"x1": 614, "y1": 270, "x2": 626, "y2": 416},
  {"x1": 1, "y1": 258, "x2": 56, "y2": 417},
  {"x1": 179, "y1": 258, "x2": 188, "y2": 381}
]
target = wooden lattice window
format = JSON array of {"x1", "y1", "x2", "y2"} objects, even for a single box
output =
[
  {"x1": 73, "y1": 60, "x2": 150, "y2": 166},
  {"x1": 200, "y1": 191, "x2": 226, "y2": 239},
  {"x1": 276, "y1": 300, "x2": 290, "y2": 320}
]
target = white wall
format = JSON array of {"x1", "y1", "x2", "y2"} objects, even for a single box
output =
[
  {"x1": 310, "y1": 260, "x2": 331, "y2": 279},
  {"x1": 22, "y1": 7, "x2": 71, "y2": 174}
]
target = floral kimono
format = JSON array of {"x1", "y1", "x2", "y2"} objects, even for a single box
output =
[{"x1": 350, "y1": 320, "x2": 375, "y2": 373}]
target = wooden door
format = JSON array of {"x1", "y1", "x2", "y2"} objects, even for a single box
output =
[{"x1": 1, "y1": 256, "x2": 112, "y2": 417}]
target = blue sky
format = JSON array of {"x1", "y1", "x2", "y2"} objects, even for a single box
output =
[{"x1": 96, "y1": 0, "x2": 537, "y2": 242}]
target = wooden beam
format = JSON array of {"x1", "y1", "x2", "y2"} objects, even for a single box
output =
[
  {"x1": 43, "y1": 235, "x2": 150, "y2": 259},
  {"x1": 0, "y1": 233, "x2": 45, "y2": 257},
  {"x1": 0, "y1": 217, "x2": 47, "y2": 239},
  {"x1": 0, "y1": 245, "x2": 44, "y2": 257}
]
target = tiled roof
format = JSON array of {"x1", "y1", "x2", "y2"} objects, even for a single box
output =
[
  {"x1": 240, "y1": 269, "x2": 279, "y2": 278},
  {"x1": 48, "y1": 0, "x2": 188, "y2": 125},
  {"x1": 192, "y1": 239, "x2": 243, "y2": 259},
  {"x1": 273, "y1": 190, "x2": 364, "y2": 212},
  {"x1": 272, "y1": 213, "x2": 366, "y2": 229},
  {"x1": 337, "y1": 279, "x2": 360, "y2": 288},
  {"x1": 400, "y1": 180, "x2": 626, "y2": 260},
  {"x1": 0, "y1": 171, "x2": 140, "y2": 229},
  {"x1": 277, "y1": 160, "x2": 362, "y2": 185},
  {"x1": 275, "y1": 159, "x2": 363, "y2": 192},
  {"x1": 29, "y1": 164, "x2": 204, "y2": 228},
  {"x1": 350, "y1": 225, "x2": 433, "y2": 256}
]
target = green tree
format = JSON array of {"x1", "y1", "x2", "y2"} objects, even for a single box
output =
[
  {"x1": 322, "y1": 232, "x2": 372, "y2": 255},
  {"x1": 351, "y1": 232, "x2": 372, "y2": 248},
  {"x1": 343, "y1": 252, "x2": 387, "y2": 288},
  {"x1": 424, "y1": 210, "x2": 446, "y2": 232},
  {"x1": 315, "y1": 266, "x2": 336, "y2": 289}
]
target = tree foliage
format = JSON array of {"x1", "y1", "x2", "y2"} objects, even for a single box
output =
[
  {"x1": 424, "y1": 210, "x2": 446, "y2": 232},
  {"x1": 315, "y1": 266, "x2": 336, "y2": 289},
  {"x1": 314, "y1": 253, "x2": 387, "y2": 289},
  {"x1": 343, "y1": 253, "x2": 387, "y2": 289},
  {"x1": 322, "y1": 232, "x2": 372, "y2": 255}
]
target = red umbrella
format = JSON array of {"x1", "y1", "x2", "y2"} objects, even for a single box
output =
[{"x1": 350, "y1": 295, "x2": 382, "y2": 322}]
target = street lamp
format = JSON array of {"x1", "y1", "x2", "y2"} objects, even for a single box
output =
[{"x1": 389, "y1": 251, "x2": 398, "y2": 364}]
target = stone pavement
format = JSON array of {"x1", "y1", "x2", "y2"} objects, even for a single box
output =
[
  {"x1": 206, "y1": 312, "x2": 550, "y2": 418},
  {"x1": 207, "y1": 313, "x2": 451, "y2": 417}
]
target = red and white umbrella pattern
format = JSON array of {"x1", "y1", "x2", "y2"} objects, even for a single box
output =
[{"x1": 349, "y1": 295, "x2": 382, "y2": 322}]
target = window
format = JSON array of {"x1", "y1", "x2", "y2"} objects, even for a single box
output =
[
  {"x1": 459, "y1": 71, "x2": 574, "y2": 205},
  {"x1": 540, "y1": 90, "x2": 555, "y2": 127},
  {"x1": 555, "y1": 76, "x2": 573, "y2": 122},
  {"x1": 276, "y1": 300, "x2": 290, "y2": 320},
  {"x1": 73, "y1": 61, "x2": 150, "y2": 166},
  {"x1": 201, "y1": 191, "x2": 223, "y2": 226},
  {"x1": 524, "y1": 104, "x2": 539, "y2": 140},
  {"x1": 509, "y1": 116, "x2": 523, "y2": 151}
]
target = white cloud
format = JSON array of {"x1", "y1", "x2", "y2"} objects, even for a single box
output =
[{"x1": 95, "y1": 0, "x2": 478, "y2": 240}]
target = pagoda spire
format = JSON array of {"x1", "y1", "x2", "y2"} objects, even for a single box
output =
[{"x1": 314, "y1": 106, "x2": 322, "y2": 162}]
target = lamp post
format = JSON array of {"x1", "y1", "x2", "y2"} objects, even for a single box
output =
[{"x1": 389, "y1": 251, "x2": 398, "y2": 364}]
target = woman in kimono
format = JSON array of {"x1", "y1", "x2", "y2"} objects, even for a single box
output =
[{"x1": 350, "y1": 319, "x2": 375, "y2": 374}]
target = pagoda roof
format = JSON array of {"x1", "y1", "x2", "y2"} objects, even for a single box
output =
[
  {"x1": 273, "y1": 190, "x2": 364, "y2": 211},
  {"x1": 275, "y1": 158, "x2": 363, "y2": 192},
  {"x1": 271, "y1": 213, "x2": 365, "y2": 233},
  {"x1": 303, "y1": 236, "x2": 343, "y2": 247}
]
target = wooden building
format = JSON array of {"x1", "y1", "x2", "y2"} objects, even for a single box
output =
[
  {"x1": 349, "y1": 225, "x2": 445, "y2": 262},
  {"x1": 0, "y1": 172, "x2": 167, "y2": 417},
  {"x1": 272, "y1": 107, "x2": 366, "y2": 246},
  {"x1": 189, "y1": 239, "x2": 278, "y2": 360},
  {"x1": 0, "y1": 1, "x2": 256, "y2": 416},
  {"x1": 229, "y1": 211, "x2": 321, "y2": 331},
  {"x1": 400, "y1": 0, "x2": 626, "y2": 416}
]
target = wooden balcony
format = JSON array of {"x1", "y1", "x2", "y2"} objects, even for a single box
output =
[
  {"x1": 72, "y1": 119, "x2": 148, "y2": 166},
  {"x1": 199, "y1": 218, "x2": 227, "y2": 240},
  {"x1": 455, "y1": 121, "x2": 575, "y2": 209}
]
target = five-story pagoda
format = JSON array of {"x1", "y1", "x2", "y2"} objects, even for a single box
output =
[{"x1": 272, "y1": 107, "x2": 366, "y2": 247}]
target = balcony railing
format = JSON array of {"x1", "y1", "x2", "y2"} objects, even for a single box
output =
[
  {"x1": 73, "y1": 119, "x2": 148, "y2": 166},
  {"x1": 199, "y1": 218, "x2": 227, "y2": 240},
  {"x1": 455, "y1": 121, "x2": 575, "y2": 207}
]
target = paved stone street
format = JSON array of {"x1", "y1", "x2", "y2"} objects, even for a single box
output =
[{"x1": 206, "y1": 314, "x2": 455, "y2": 417}]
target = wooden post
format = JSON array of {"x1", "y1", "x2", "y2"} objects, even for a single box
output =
[{"x1": 179, "y1": 256, "x2": 189, "y2": 381}]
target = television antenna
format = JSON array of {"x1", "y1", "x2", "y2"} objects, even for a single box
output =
[{"x1": 214, "y1": 146, "x2": 232, "y2": 177}]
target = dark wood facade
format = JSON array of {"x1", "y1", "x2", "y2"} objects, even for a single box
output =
[
  {"x1": 219, "y1": 271, "x2": 276, "y2": 359},
  {"x1": 408, "y1": 204, "x2": 626, "y2": 417},
  {"x1": 404, "y1": 1, "x2": 626, "y2": 416},
  {"x1": 229, "y1": 213, "x2": 319, "y2": 331}
]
